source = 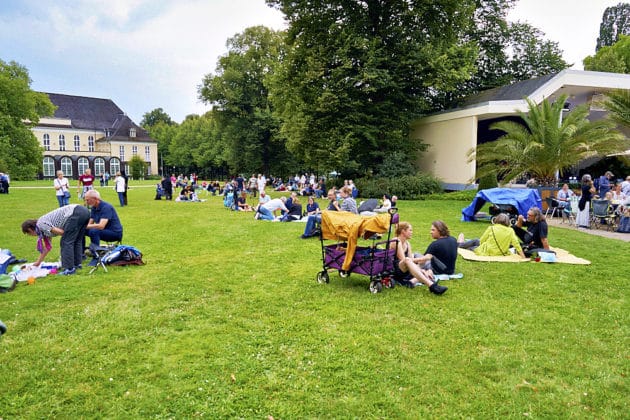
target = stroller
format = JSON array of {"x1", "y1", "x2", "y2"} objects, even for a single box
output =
[
  {"x1": 316, "y1": 208, "x2": 398, "y2": 293},
  {"x1": 223, "y1": 191, "x2": 237, "y2": 210}
]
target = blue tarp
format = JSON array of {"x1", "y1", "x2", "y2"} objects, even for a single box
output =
[{"x1": 461, "y1": 188, "x2": 542, "y2": 221}]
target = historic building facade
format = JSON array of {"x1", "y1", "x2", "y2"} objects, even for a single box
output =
[{"x1": 31, "y1": 93, "x2": 158, "y2": 179}]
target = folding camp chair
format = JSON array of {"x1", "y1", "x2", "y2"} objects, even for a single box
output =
[{"x1": 544, "y1": 197, "x2": 561, "y2": 219}]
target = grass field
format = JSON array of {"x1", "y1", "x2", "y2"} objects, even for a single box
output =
[{"x1": 0, "y1": 182, "x2": 628, "y2": 418}]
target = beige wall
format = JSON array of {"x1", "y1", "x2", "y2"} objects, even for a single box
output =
[
  {"x1": 108, "y1": 141, "x2": 159, "y2": 175},
  {"x1": 32, "y1": 127, "x2": 159, "y2": 176},
  {"x1": 412, "y1": 116, "x2": 478, "y2": 187}
]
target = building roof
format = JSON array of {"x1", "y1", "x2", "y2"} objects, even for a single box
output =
[
  {"x1": 459, "y1": 73, "x2": 558, "y2": 107},
  {"x1": 416, "y1": 69, "x2": 630, "y2": 125},
  {"x1": 41, "y1": 92, "x2": 154, "y2": 142}
]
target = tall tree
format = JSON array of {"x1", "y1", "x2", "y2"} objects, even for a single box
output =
[
  {"x1": 266, "y1": 0, "x2": 478, "y2": 177},
  {"x1": 433, "y1": 0, "x2": 568, "y2": 110},
  {"x1": 198, "y1": 26, "x2": 289, "y2": 175},
  {"x1": 584, "y1": 34, "x2": 630, "y2": 73},
  {"x1": 596, "y1": 3, "x2": 630, "y2": 51},
  {"x1": 140, "y1": 108, "x2": 175, "y2": 128},
  {"x1": 471, "y1": 94, "x2": 627, "y2": 186},
  {"x1": 0, "y1": 59, "x2": 55, "y2": 179}
]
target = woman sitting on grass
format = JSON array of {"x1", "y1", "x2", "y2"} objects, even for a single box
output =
[
  {"x1": 389, "y1": 222, "x2": 448, "y2": 295},
  {"x1": 458, "y1": 213, "x2": 525, "y2": 258}
]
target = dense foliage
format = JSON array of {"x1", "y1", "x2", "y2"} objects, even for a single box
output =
[
  {"x1": 596, "y1": 2, "x2": 630, "y2": 51},
  {"x1": 356, "y1": 173, "x2": 443, "y2": 199},
  {"x1": 584, "y1": 34, "x2": 630, "y2": 73},
  {"x1": 0, "y1": 59, "x2": 55, "y2": 179},
  {"x1": 266, "y1": 0, "x2": 478, "y2": 177},
  {"x1": 198, "y1": 26, "x2": 293, "y2": 176}
]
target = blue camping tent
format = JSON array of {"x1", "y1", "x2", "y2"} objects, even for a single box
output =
[{"x1": 461, "y1": 188, "x2": 542, "y2": 221}]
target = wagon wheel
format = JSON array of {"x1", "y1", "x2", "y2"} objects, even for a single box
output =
[
  {"x1": 369, "y1": 280, "x2": 382, "y2": 294},
  {"x1": 338, "y1": 270, "x2": 349, "y2": 278},
  {"x1": 317, "y1": 271, "x2": 330, "y2": 284}
]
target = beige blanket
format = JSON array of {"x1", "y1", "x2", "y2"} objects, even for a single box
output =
[{"x1": 457, "y1": 247, "x2": 590, "y2": 265}]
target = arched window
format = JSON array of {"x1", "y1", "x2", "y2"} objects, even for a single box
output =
[
  {"x1": 109, "y1": 157, "x2": 120, "y2": 175},
  {"x1": 94, "y1": 158, "x2": 105, "y2": 176},
  {"x1": 59, "y1": 134, "x2": 66, "y2": 151},
  {"x1": 78, "y1": 157, "x2": 89, "y2": 175},
  {"x1": 43, "y1": 134, "x2": 50, "y2": 151},
  {"x1": 74, "y1": 135, "x2": 80, "y2": 152},
  {"x1": 88, "y1": 135, "x2": 95, "y2": 152},
  {"x1": 43, "y1": 157, "x2": 55, "y2": 177},
  {"x1": 61, "y1": 157, "x2": 72, "y2": 176}
]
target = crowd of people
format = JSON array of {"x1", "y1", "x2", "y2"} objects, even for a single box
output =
[{"x1": 10, "y1": 166, "x2": 628, "y2": 297}]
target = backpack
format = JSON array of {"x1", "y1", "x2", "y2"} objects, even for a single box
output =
[{"x1": 101, "y1": 245, "x2": 145, "y2": 266}]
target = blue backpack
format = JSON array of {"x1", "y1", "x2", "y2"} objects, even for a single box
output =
[{"x1": 101, "y1": 245, "x2": 145, "y2": 266}]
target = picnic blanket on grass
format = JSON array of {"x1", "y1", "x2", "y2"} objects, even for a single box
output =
[{"x1": 457, "y1": 247, "x2": 590, "y2": 265}]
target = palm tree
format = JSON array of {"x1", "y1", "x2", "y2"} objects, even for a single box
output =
[
  {"x1": 602, "y1": 89, "x2": 630, "y2": 164},
  {"x1": 470, "y1": 94, "x2": 628, "y2": 186},
  {"x1": 603, "y1": 89, "x2": 630, "y2": 128}
]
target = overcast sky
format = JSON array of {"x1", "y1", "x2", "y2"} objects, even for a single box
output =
[{"x1": 0, "y1": 0, "x2": 623, "y2": 124}]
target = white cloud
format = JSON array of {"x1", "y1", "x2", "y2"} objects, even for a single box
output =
[{"x1": 0, "y1": 0, "x2": 286, "y2": 123}]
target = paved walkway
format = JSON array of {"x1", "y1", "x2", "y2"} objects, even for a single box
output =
[{"x1": 546, "y1": 216, "x2": 630, "y2": 242}]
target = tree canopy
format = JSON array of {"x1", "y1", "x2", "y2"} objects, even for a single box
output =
[
  {"x1": 584, "y1": 34, "x2": 630, "y2": 73},
  {"x1": 198, "y1": 26, "x2": 291, "y2": 176},
  {"x1": 0, "y1": 59, "x2": 55, "y2": 179},
  {"x1": 266, "y1": 0, "x2": 478, "y2": 177},
  {"x1": 596, "y1": 2, "x2": 630, "y2": 51}
]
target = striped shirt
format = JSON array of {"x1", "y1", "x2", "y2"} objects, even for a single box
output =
[{"x1": 36, "y1": 204, "x2": 80, "y2": 237}]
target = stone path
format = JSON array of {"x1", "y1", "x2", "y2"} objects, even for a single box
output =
[{"x1": 546, "y1": 215, "x2": 630, "y2": 242}]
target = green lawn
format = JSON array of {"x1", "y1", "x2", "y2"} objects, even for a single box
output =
[{"x1": 0, "y1": 182, "x2": 628, "y2": 418}]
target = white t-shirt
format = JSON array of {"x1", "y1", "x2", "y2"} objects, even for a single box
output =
[
  {"x1": 54, "y1": 177, "x2": 69, "y2": 196},
  {"x1": 115, "y1": 176, "x2": 126, "y2": 193}
]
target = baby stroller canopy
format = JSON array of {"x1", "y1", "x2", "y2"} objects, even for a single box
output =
[{"x1": 461, "y1": 188, "x2": 542, "y2": 221}]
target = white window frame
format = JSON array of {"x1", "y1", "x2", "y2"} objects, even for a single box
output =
[
  {"x1": 43, "y1": 157, "x2": 55, "y2": 177},
  {"x1": 59, "y1": 134, "x2": 66, "y2": 151},
  {"x1": 60, "y1": 157, "x2": 72, "y2": 176}
]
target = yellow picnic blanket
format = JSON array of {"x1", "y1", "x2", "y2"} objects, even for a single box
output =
[
  {"x1": 457, "y1": 246, "x2": 590, "y2": 265},
  {"x1": 321, "y1": 211, "x2": 392, "y2": 271}
]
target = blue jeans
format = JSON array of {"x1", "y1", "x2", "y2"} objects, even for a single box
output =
[
  {"x1": 57, "y1": 194, "x2": 69, "y2": 207},
  {"x1": 117, "y1": 192, "x2": 125, "y2": 207},
  {"x1": 258, "y1": 206, "x2": 274, "y2": 220},
  {"x1": 303, "y1": 214, "x2": 322, "y2": 236}
]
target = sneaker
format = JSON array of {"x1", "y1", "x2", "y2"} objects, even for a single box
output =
[
  {"x1": 59, "y1": 268, "x2": 76, "y2": 276},
  {"x1": 76, "y1": 264, "x2": 83, "y2": 270},
  {"x1": 429, "y1": 283, "x2": 448, "y2": 295},
  {"x1": 87, "y1": 258, "x2": 99, "y2": 267},
  {"x1": 0, "y1": 320, "x2": 6, "y2": 335},
  {"x1": 434, "y1": 274, "x2": 450, "y2": 281},
  {"x1": 450, "y1": 273, "x2": 464, "y2": 279}
]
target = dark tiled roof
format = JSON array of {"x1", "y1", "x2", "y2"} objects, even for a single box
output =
[
  {"x1": 459, "y1": 73, "x2": 559, "y2": 107},
  {"x1": 42, "y1": 92, "x2": 153, "y2": 141}
]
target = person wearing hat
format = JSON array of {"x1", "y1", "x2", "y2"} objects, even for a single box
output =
[{"x1": 598, "y1": 171, "x2": 614, "y2": 197}]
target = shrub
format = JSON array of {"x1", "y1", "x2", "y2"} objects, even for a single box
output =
[{"x1": 356, "y1": 173, "x2": 443, "y2": 199}]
